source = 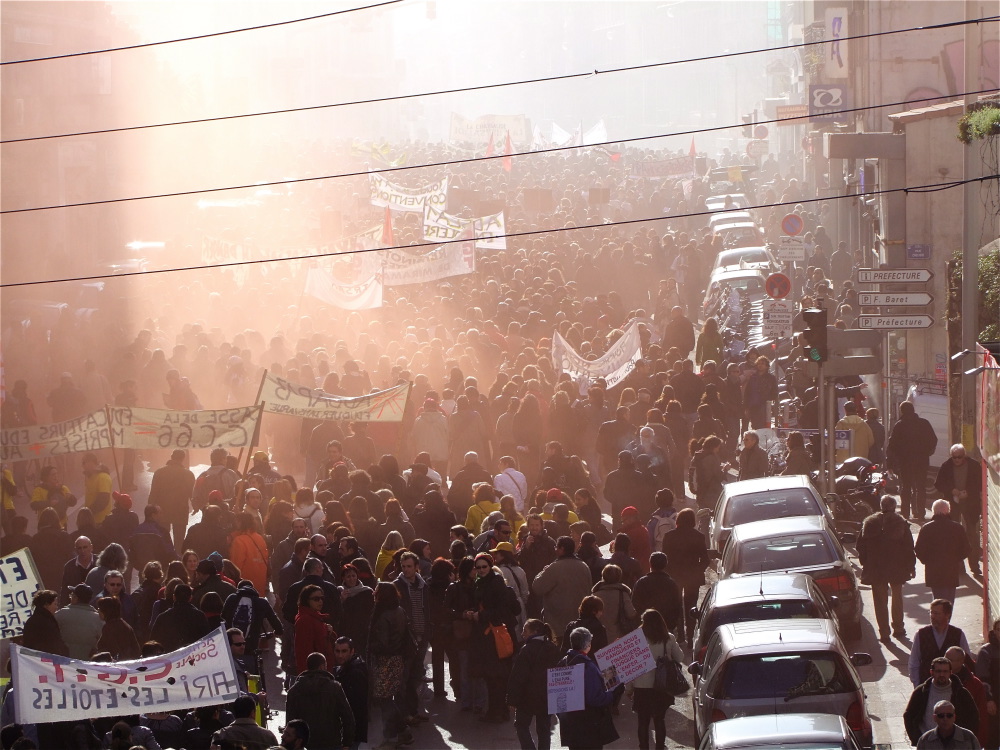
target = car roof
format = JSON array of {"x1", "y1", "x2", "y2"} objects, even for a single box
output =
[
  {"x1": 709, "y1": 713, "x2": 851, "y2": 748},
  {"x1": 710, "y1": 268, "x2": 766, "y2": 281},
  {"x1": 729, "y1": 514, "x2": 830, "y2": 543},
  {"x1": 723, "y1": 474, "x2": 815, "y2": 495},
  {"x1": 717, "y1": 247, "x2": 768, "y2": 260},
  {"x1": 711, "y1": 573, "x2": 816, "y2": 602},
  {"x1": 716, "y1": 617, "x2": 840, "y2": 651}
]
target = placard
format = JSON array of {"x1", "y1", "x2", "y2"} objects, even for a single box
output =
[
  {"x1": 552, "y1": 324, "x2": 642, "y2": 394},
  {"x1": 546, "y1": 663, "x2": 585, "y2": 714},
  {"x1": 260, "y1": 374, "x2": 410, "y2": 422},
  {"x1": 593, "y1": 627, "x2": 656, "y2": 689},
  {"x1": 0, "y1": 548, "x2": 42, "y2": 639},
  {"x1": 12, "y1": 626, "x2": 239, "y2": 724}
]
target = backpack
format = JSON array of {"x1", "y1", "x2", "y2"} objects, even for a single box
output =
[
  {"x1": 194, "y1": 467, "x2": 228, "y2": 509},
  {"x1": 230, "y1": 593, "x2": 255, "y2": 639},
  {"x1": 650, "y1": 509, "x2": 677, "y2": 550},
  {"x1": 687, "y1": 454, "x2": 701, "y2": 494}
]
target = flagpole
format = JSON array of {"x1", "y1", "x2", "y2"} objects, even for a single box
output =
[{"x1": 238, "y1": 371, "x2": 268, "y2": 476}]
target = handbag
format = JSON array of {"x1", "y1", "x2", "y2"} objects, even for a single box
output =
[
  {"x1": 653, "y1": 653, "x2": 689, "y2": 696},
  {"x1": 487, "y1": 623, "x2": 514, "y2": 660}
]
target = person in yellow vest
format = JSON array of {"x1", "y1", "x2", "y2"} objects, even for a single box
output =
[
  {"x1": 835, "y1": 401, "x2": 875, "y2": 464},
  {"x1": 82, "y1": 452, "x2": 114, "y2": 524},
  {"x1": 464, "y1": 481, "x2": 500, "y2": 534}
]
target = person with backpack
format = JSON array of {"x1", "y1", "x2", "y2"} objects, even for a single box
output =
[
  {"x1": 624, "y1": 609, "x2": 684, "y2": 750},
  {"x1": 222, "y1": 580, "x2": 283, "y2": 665},
  {"x1": 192, "y1": 448, "x2": 240, "y2": 510},
  {"x1": 646, "y1": 489, "x2": 678, "y2": 553}
]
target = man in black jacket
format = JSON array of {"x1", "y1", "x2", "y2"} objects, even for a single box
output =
[
  {"x1": 934, "y1": 444, "x2": 983, "y2": 576},
  {"x1": 285, "y1": 652, "x2": 355, "y2": 750},
  {"x1": 148, "y1": 449, "x2": 195, "y2": 553},
  {"x1": 334, "y1": 636, "x2": 369, "y2": 747},
  {"x1": 886, "y1": 401, "x2": 938, "y2": 520},
  {"x1": 150, "y1": 584, "x2": 210, "y2": 651},
  {"x1": 903, "y1": 657, "x2": 978, "y2": 745},
  {"x1": 915, "y1": 501, "x2": 970, "y2": 605},
  {"x1": 631, "y1": 552, "x2": 683, "y2": 634},
  {"x1": 857, "y1": 495, "x2": 916, "y2": 642},
  {"x1": 507, "y1": 618, "x2": 561, "y2": 750},
  {"x1": 222, "y1": 581, "x2": 283, "y2": 663}
]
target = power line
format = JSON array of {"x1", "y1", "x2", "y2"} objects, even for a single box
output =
[
  {"x1": 3, "y1": 15, "x2": 997, "y2": 145},
  {"x1": 0, "y1": 0, "x2": 405, "y2": 66},
  {"x1": 4, "y1": 87, "x2": 997, "y2": 215},
  {"x1": 3, "y1": 175, "x2": 995, "y2": 289}
]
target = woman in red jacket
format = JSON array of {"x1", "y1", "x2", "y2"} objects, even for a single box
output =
[{"x1": 294, "y1": 583, "x2": 335, "y2": 674}]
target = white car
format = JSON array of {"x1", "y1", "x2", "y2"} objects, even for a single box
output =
[
  {"x1": 702, "y1": 267, "x2": 766, "y2": 317},
  {"x1": 705, "y1": 193, "x2": 750, "y2": 211},
  {"x1": 711, "y1": 246, "x2": 778, "y2": 275}
]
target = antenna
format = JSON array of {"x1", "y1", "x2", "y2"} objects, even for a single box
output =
[{"x1": 759, "y1": 560, "x2": 765, "y2": 598}]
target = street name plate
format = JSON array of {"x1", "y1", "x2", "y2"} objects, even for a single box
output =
[
  {"x1": 856, "y1": 268, "x2": 933, "y2": 283},
  {"x1": 857, "y1": 315, "x2": 933, "y2": 329},
  {"x1": 857, "y1": 292, "x2": 933, "y2": 306}
]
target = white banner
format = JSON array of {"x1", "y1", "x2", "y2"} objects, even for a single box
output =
[
  {"x1": 12, "y1": 626, "x2": 240, "y2": 724},
  {"x1": 546, "y1": 663, "x2": 585, "y2": 714},
  {"x1": 449, "y1": 113, "x2": 529, "y2": 145},
  {"x1": 1, "y1": 409, "x2": 113, "y2": 462},
  {"x1": 583, "y1": 119, "x2": 609, "y2": 146},
  {"x1": 261, "y1": 374, "x2": 410, "y2": 422},
  {"x1": 552, "y1": 323, "x2": 642, "y2": 394},
  {"x1": 107, "y1": 406, "x2": 262, "y2": 450},
  {"x1": 593, "y1": 627, "x2": 656, "y2": 689},
  {"x1": 383, "y1": 237, "x2": 476, "y2": 286},
  {"x1": 369, "y1": 174, "x2": 447, "y2": 213},
  {"x1": 422, "y1": 205, "x2": 507, "y2": 250},
  {"x1": 305, "y1": 267, "x2": 383, "y2": 310},
  {"x1": 1, "y1": 547, "x2": 42, "y2": 639}
]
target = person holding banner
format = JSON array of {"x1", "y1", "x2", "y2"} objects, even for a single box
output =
[
  {"x1": 624, "y1": 609, "x2": 684, "y2": 750},
  {"x1": 557, "y1": 627, "x2": 619, "y2": 750},
  {"x1": 29, "y1": 465, "x2": 77, "y2": 528}
]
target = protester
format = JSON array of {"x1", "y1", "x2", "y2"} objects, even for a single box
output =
[
  {"x1": 626, "y1": 609, "x2": 684, "y2": 750},
  {"x1": 557, "y1": 627, "x2": 619, "y2": 750},
  {"x1": 507, "y1": 619, "x2": 561, "y2": 750}
]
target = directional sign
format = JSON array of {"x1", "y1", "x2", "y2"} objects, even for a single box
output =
[
  {"x1": 857, "y1": 315, "x2": 934, "y2": 329},
  {"x1": 857, "y1": 292, "x2": 933, "y2": 306},
  {"x1": 856, "y1": 268, "x2": 933, "y2": 283},
  {"x1": 775, "y1": 235, "x2": 807, "y2": 261},
  {"x1": 781, "y1": 214, "x2": 804, "y2": 236},
  {"x1": 762, "y1": 299, "x2": 795, "y2": 338},
  {"x1": 764, "y1": 272, "x2": 792, "y2": 299},
  {"x1": 747, "y1": 140, "x2": 768, "y2": 159}
]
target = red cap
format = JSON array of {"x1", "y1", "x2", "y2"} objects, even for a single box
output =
[
  {"x1": 620, "y1": 506, "x2": 638, "y2": 517},
  {"x1": 113, "y1": 491, "x2": 133, "y2": 510},
  {"x1": 546, "y1": 488, "x2": 563, "y2": 501},
  {"x1": 208, "y1": 489, "x2": 225, "y2": 502}
]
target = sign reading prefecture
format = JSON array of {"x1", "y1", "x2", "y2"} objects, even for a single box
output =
[
  {"x1": 12, "y1": 626, "x2": 239, "y2": 724},
  {"x1": 0, "y1": 547, "x2": 42, "y2": 639}
]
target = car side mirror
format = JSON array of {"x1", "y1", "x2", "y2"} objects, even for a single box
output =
[
  {"x1": 839, "y1": 532, "x2": 857, "y2": 545},
  {"x1": 689, "y1": 606, "x2": 700, "y2": 619},
  {"x1": 850, "y1": 653, "x2": 873, "y2": 667},
  {"x1": 825, "y1": 493, "x2": 839, "y2": 503},
  {"x1": 688, "y1": 662, "x2": 703, "y2": 676}
]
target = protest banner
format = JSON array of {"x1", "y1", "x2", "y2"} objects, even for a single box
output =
[
  {"x1": 0, "y1": 548, "x2": 42, "y2": 639},
  {"x1": 106, "y1": 405, "x2": 262, "y2": 450},
  {"x1": 552, "y1": 323, "x2": 642, "y2": 394},
  {"x1": 546, "y1": 663, "x2": 585, "y2": 714},
  {"x1": 260, "y1": 374, "x2": 410, "y2": 422},
  {"x1": 382, "y1": 236, "x2": 476, "y2": 286},
  {"x1": 593, "y1": 627, "x2": 656, "y2": 689},
  {"x1": 629, "y1": 155, "x2": 696, "y2": 179},
  {"x1": 369, "y1": 174, "x2": 447, "y2": 213},
  {"x1": 1, "y1": 409, "x2": 113, "y2": 462},
  {"x1": 422, "y1": 205, "x2": 507, "y2": 250},
  {"x1": 305, "y1": 266, "x2": 383, "y2": 310},
  {"x1": 12, "y1": 626, "x2": 239, "y2": 724},
  {"x1": 449, "y1": 113, "x2": 529, "y2": 145}
]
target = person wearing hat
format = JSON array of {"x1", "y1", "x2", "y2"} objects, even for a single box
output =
[
  {"x1": 148, "y1": 449, "x2": 196, "y2": 553},
  {"x1": 192, "y1": 558, "x2": 237, "y2": 609},
  {"x1": 246, "y1": 450, "x2": 282, "y2": 494}
]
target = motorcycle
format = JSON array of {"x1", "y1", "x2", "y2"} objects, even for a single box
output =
[{"x1": 813, "y1": 457, "x2": 887, "y2": 535}]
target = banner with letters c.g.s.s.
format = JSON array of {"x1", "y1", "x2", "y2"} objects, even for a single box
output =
[
  {"x1": 12, "y1": 626, "x2": 239, "y2": 724},
  {"x1": 0, "y1": 409, "x2": 113, "y2": 462},
  {"x1": 369, "y1": 174, "x2": 447, "y2": 213},
  {"x1": 551, "y1": 323, "x2": 642, "y2": 395},
  {"x1": 106, "y1": 405, "x2": 262, "y2": 450},
  {"x1": 0, "y1": 547, "x2": 42, "y2": 639},
  {"x1": 260, "y1": 374, "x2": 410, "y2": 422}
]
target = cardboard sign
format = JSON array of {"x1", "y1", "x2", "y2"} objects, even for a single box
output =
[
  {"x1": 0, "y1": 548, "x2": 42, "y2": 639},
  {"x1": 547, "y1": 663, "x2": 585, "y2": 714},
  {"x1": 593, "y1": 627, "x2": 656, "y2": 689}
]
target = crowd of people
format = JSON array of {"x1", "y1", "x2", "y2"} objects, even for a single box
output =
[{"x1": 0, "y1": 136, "x2": 993, "y2": 750}]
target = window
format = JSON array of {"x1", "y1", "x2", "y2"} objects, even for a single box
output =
[
  {"x1": 724, "y1": 489, "x2": 823, "y2": 526},
  {"x1": 735, "y1": 533, "x2": 836, "y2": 574},
  {"x1": 720, "y1": 652, "x2": 857, "y2": 700}
]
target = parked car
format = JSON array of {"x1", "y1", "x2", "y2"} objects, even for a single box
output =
[
  {"x1": 691, "y1": 573, "x2": 838, "y2": 663},
  {"x1": 711, "y1": 246, "x2": 778, "y2": 275},
  {"x1": 708, "y1": 474, "x2": 831, "y2": 554},
  {"x1": 713, "y1": 221, "x2": 764, "y2": 248},
  {"x1": 702, "y1": 268, "x2": 766, "y2": 317},
  {"x1": 689, "y1": 619, "x2": 873, "y2": 747},
  {"x1": 705, "y1": 193, "x2": 750, "y2": 211},
  {"x1": 698, "y1": 712, "x2": 864, "y2": 750},
  {"x1": 709, "y1": 211, "x2": 754, "y2": 230},
  {"x1": 717, "y1": 516, "x2": 863, "y2": 640}
]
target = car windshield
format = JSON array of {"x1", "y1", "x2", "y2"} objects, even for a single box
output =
[
  {"x1": 718, "y1": 276, "x2": 763, "y2": 293},
  {"x1": 735, "y1": 533, "x2": 836, "y2": 573},
  {"x1": 724, "y1": 489, "x2": 823, "y2": 526},
  {"x1": 708, "y1": 600, "x2": 819, "y2": 637},
  {"x1": 720, "y1": 652, "x2": 857, "y2": 700},
  {"x1": 717, "y1": 250, "x2": 767, "y2": 266}
]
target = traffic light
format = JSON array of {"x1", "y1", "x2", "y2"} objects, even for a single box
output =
[
  {"x1": 801, "y1": 308, "x2": 828, "y2": 363},
  {"x1": 742, "y1": 114, "x2": 754, "y2": 139}
]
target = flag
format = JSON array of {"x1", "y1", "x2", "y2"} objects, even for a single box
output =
[
  {"x1": 689, "y1": 137, "x2": 697, "y2": 156},
  {"x1": 381, "y1": 205, "x2": 393, "y2": 246},
  {"x1": 594, "y1": 146, "x2": 621, "y2": 162},
  {"x1": 485, "y1": 132, "x2": 495, "y2": 158},
  {"x1": 502, "y1": 131, "x2": 512, "y2": 172}
]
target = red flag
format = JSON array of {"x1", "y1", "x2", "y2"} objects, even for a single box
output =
[
  {"x1": 381, "y1": 205, "x2": 393, "y2": 246},
  {"x1": 502, "y1": 131, "x2": 513, "y2": 173},
  {"x1": 595, "y1": 146, "x2": 622, "y2": 162},
  {"x1": 689, "y1": 137, "x2": 697, "y2": 156},
  {"x1": 484, "y1": 132, "x2": 495, "y2": 158}
]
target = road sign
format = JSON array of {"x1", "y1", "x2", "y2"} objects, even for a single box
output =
[
  {"x1": 753, "y1": 124, "x2": 769, "y2": 140},
  {"x1": 907, "y1": 244, "x2": 931, "y2": 260},
  {"x1": 764, "y1": 272, "x2": 792, "y2": 299},
  {"x1": 857, "y1": 292, "x2": 933, "y2": 306},
  {"x1": 780, "y1": 214, "x2": 804, "y2": 236},
  {"x1": 857, "y1": 315, "x2": 934, "y2": 329},
  {"x1": 746, "y1": 140, "x2": 768, "y2": 159},
  {"x1": 856, "y1": 268, "x2": 933, "y2": 283},
  {"x1": 762, "y1": 299, "x2": 795, "y2": 338},
  {"x1": 775, "y1": 236, "x2": 807, "y2": 261}
]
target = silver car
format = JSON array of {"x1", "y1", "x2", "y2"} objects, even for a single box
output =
[
  {"x1": 708, "y1": 474, "x2": 831, "y2": 554},
  {"x1": 689, "y1": 619, "x2": 873, "y2": 748},
  {"x1": 698, "y1": 713, "x2": 864, "y2": 750}
]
